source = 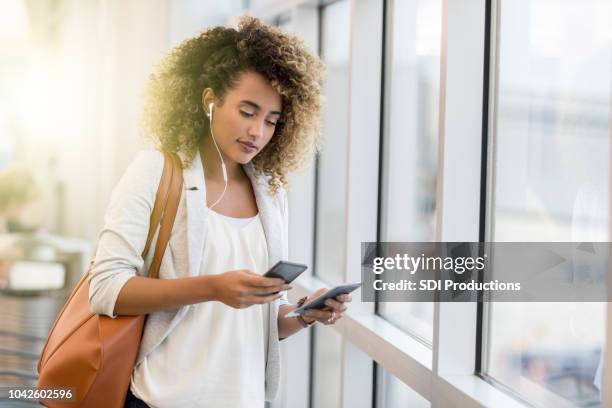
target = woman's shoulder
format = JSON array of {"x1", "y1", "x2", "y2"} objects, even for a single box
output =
[
  {"x1": 109, "y1": 149, "x2": 166, "y2": 208},
  {"x1": 129, "y1": 149, "x2": 166, "y2": 173},
  {"x1": 123, "y1": 149, "x2": 166, "y2": 184}
]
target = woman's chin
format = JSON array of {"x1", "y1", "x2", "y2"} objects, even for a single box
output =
[
  {"x1": 228, "y1": 147, "x2": 257, "y2": 164},
  {"x1": 231, "y1": 153, "x2": 255, "y2": 165}
]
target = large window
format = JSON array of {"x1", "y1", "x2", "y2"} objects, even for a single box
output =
[
  {"x1": 262, "y1": 0, "x2": 612, "y2": 406},
  {"x1": 378, "y1": 0, "x2": 442, "y2": 345},
  {"x1": 484, "y1": 1, "x2": 611, "y2": 406}
]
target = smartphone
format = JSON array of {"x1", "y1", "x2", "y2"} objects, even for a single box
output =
[
  {"x1": 263, "y1": 260, "x2": 308, "y2": 284},
  {"x1": 286, "y1": 282, "x2": 362, "y2": 317}
]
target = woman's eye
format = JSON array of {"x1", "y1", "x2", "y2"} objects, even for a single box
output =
[
  {"x1": 239, "y1": 110, "x2": 276, "y2": 126},
  {"x1": 240, "y1": 111, "x2": 255, "y2": 118}
]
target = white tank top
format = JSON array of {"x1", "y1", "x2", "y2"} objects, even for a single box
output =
[{"x1": 130, "y1": 210, "x2": 270, "y2": 408}]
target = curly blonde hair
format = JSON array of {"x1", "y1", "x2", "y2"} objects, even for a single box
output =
[{"x1": 142, "y1": 16, "x2": 325, "y2": 194}]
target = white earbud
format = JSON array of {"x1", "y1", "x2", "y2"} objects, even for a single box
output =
[{"x1": 207, "y1": 101, "x2": 228, "y2": 210}]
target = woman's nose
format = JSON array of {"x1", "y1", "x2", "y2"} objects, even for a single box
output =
[{"x1": 248, "y1": 119, "x2": 265, "y2": 139}]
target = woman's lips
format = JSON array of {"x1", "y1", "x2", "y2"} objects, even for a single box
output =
[{"x1": 238, "y1": 140, "x2": 257, "y2": 153}]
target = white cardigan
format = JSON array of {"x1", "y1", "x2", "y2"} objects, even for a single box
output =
[{"x1": 87, "y1": 149, "x2": 289, "y2": 401}]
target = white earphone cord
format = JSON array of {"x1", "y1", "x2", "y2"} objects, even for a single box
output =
[{"x1": 208, "y1": 103, "x2": 228, "y2": 210}]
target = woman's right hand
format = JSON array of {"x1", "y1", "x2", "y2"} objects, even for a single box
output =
[{"x1": 212, "y1": 270, "x2": 291, "y2": 309}]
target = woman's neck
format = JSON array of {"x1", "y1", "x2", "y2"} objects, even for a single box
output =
[{"x1": 199, "y1": 135, "x2": 245, "y2": 182}]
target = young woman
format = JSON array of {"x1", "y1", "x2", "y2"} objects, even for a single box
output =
[{"x1": 87, "y1": 16, "x2": 352, "y2": 408}]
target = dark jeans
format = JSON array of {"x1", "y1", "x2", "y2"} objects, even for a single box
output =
[{"x1": 124, "y1": 388, "x2": 150, "y2": 408}]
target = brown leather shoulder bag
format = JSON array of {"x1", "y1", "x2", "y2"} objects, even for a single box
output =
[{"x1": 37, "y1": 150, "x2": 183, "y2": 407}]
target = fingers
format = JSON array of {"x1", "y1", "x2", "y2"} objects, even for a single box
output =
[
  {"x1": 296, "y1": 288, "x2": 352, "y2": 325},
  {"x1": 302, "y1": 291, "x2": 352, "y2": 325},
  {"x1": 303, "y1": 309, "x2": 341, "y2": 325},
  {"x1": 248, "y1": 274, "x2": 286, "y2": 288},
  {"x1": 324, "y1": 298, "x2": 347, "y2": 313},
  {"x1": 249, "y1": 284, "x2": 292, "y2": 295},
  {"x1": 311, "y1": 288, "x2": 328, "y2": 298},
  {"x1": 303, "y1": 309, "x2": 328, "y2": 320}
]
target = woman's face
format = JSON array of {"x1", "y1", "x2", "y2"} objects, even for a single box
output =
[{"x1": 205, "y1": 71, "x2": 282, "y2": 165}]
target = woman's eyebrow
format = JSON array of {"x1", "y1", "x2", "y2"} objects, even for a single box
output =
[{"x1": 240, "y1": 100, "x2": 282, "y2": 116}]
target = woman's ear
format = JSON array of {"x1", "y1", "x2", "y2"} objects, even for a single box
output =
[{"x1": 202, "y1": 88, "x2": 216, "y2": 117}]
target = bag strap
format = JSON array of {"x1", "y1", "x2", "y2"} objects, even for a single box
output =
[
  {"x1": 143, "y1": 150, "x2": 183, "y2": 279},
  {"x1": 142, "y1": 151, "x2": 172, "y2": 257}
]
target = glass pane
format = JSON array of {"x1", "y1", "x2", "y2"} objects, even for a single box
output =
[
  {"x1": 486, "y1": 1, "x2": 611, "y2": 406},
  {"x1": 312, "y1": 325, "x2": 343, "y2": 407},
  {"x1": 314, "y1": 0, "x2": 350, "y2": 285},
  {"x1": 378, "y1": 0, "x2": 442, "y2": 345},
  {"x1": 377, "y1": 366, "x2": 430, "y2": 408}
]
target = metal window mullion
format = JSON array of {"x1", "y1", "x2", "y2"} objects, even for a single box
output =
[
  {"x1": 432, "y1": 0, "x2": 487, "y2": 406},
  {"x1": 340, "y1": 0, "x2": 384, "y2": 406}
]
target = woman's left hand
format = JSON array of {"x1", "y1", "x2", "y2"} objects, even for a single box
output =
[{"x1": 301, "y1": 288, "x2": 352, "y2": 325}]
